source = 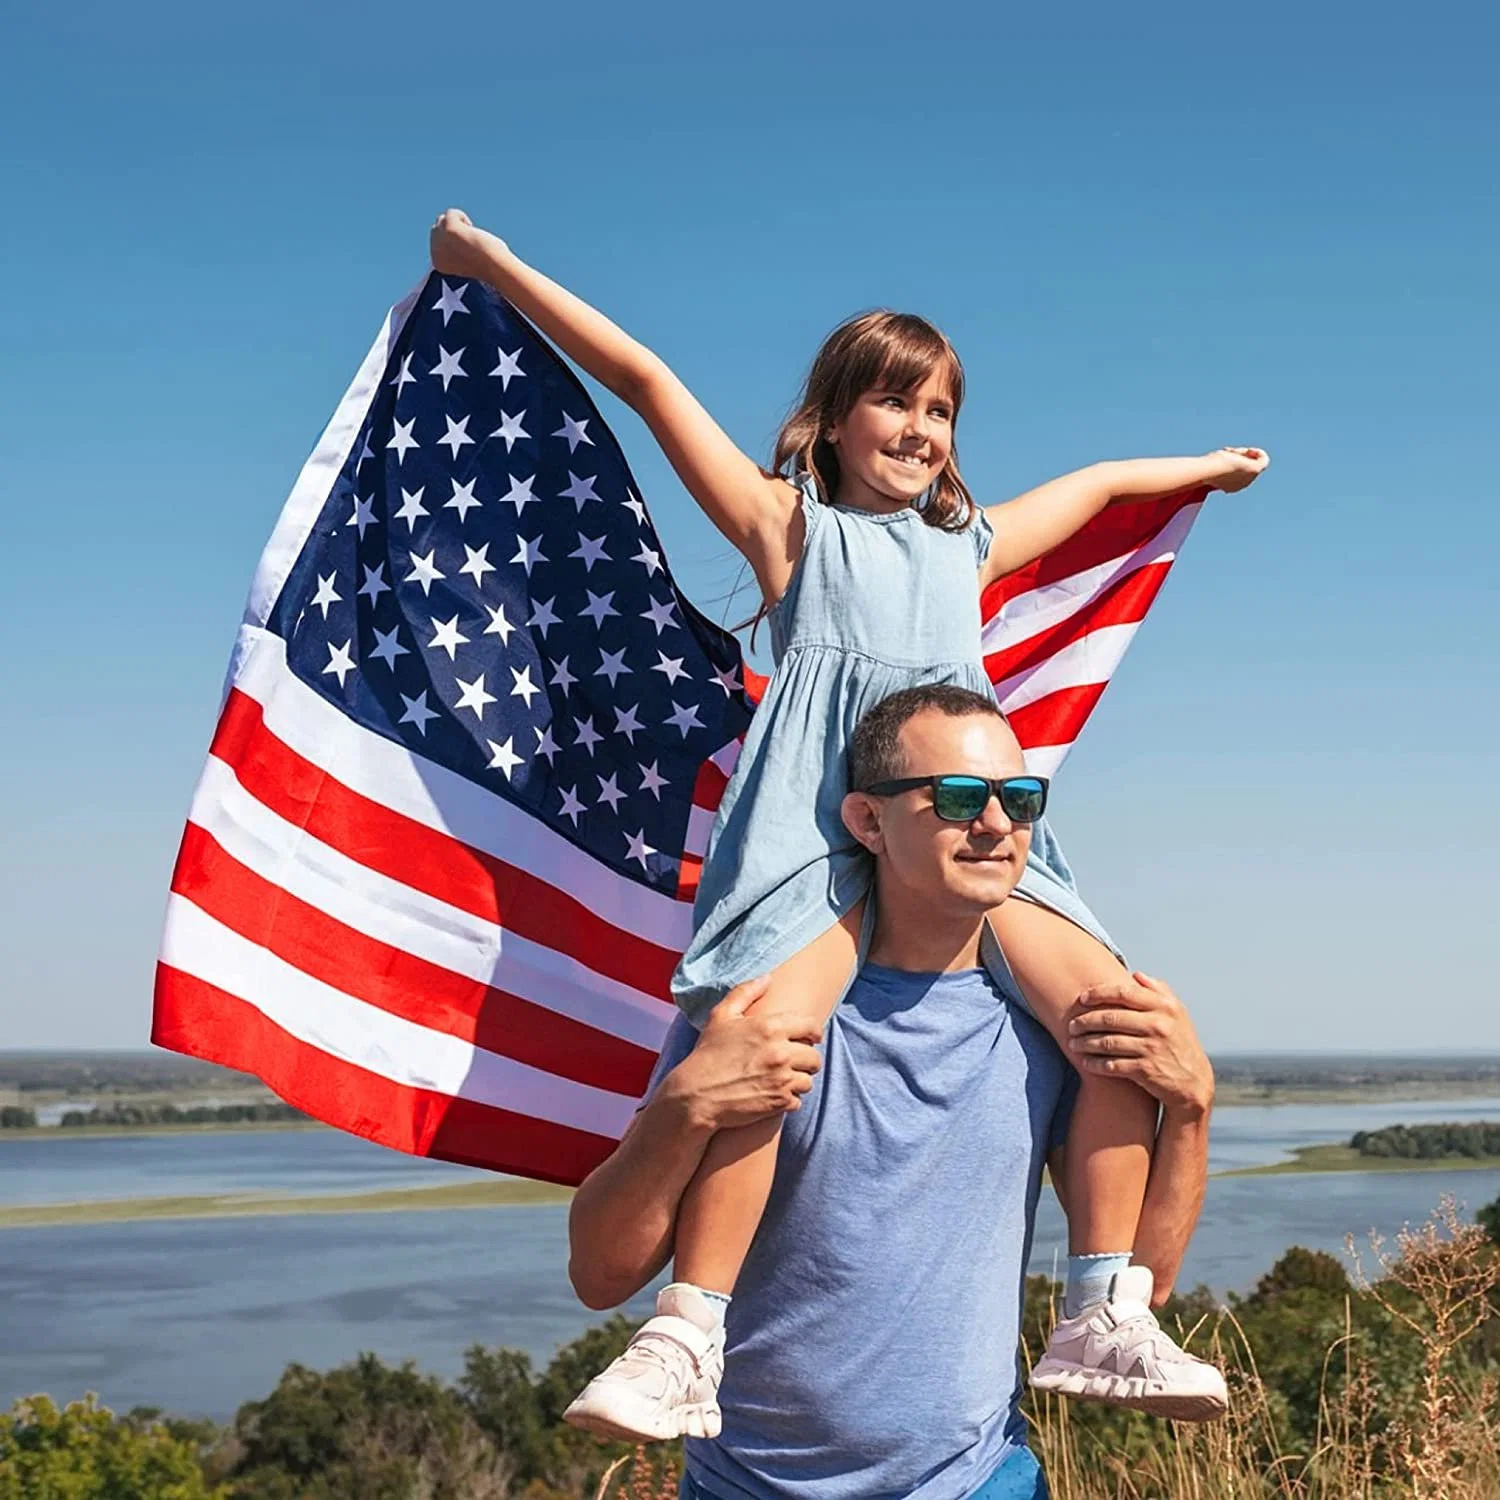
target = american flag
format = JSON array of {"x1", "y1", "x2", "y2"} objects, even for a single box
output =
[{"x1": 152, "y1": 273, "x2": 1206, "y2": 1186}]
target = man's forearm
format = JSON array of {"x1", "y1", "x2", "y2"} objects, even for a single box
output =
[
  {"x1": 1131, "y1": 1107, "x2": 1209, "y2": 1304},
  {"x1": 567, "y1": 1077, "x2": 713, "y2": 1310}
]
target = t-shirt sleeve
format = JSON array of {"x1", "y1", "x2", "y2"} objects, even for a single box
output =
[
  {"x1": 969, "y1": 506, "x2": 996, "y2": 571},
  {"x1": 1047, "y1": 1063, "x2": 1082, "y2": 1154},
  {"x1": 639, "y1": 1014, "x2": 700, "y2": 1108}
]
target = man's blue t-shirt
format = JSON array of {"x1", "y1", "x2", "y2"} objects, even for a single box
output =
[{"x1": 645, "y1": 960, "x2": 1078, "y2": 1500}]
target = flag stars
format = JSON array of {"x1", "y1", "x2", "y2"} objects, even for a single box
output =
[
  {"x1": 491, "y1": 347, "x2": 524, "y2": 388},
  {"x1": 558, "y1": 786, "x2": 585, "y2": 825},
  {"x1": 652, "y1": 651, "x2": 691, "y2": 686},
  {"x1": 444, "y1": 478, "x2": 482, "y2": 521},
  {"x1": 549, "y1": 656, "x2": 578, "y2": 692},
  {"x1": 405, "y1": 549, "x2": 445, "y2": 595},
  {"x1": 357, "y1": 562, "x2": 391, "y2": 605},
  {"x1": 394, "y1": 486, "x2": 428, "y2": 531},
  {"x1": 428, "y1": 615, "x2": 470, "y2": 660},
  {"x1": 596, "y1": 773, "x2": 626, "y2": 812},
  {"x1": 390, "y1": 353, "x2": 417, "y2": 395},
  {"x1": 310, "y1": 572, "x2": 342, "y2": 618},
  {"x1": 534, "y1": 724, "x2": 560, "y2": 763},
  {"x1": 711, "y1": 663, "x2": 743, "y2": 696},
  {"x1": 632, "y1": 541, "x2": 663, "y2": 576},
  {"x1": 614, "y1": 704, "x2": 644, "y2": 743},
  {"x1": 486, "y1": 736, "x2": 523, "y2": 780},
  {"x1": 500, "y1": 474, "x2": 539, "y2": 515},
  {"x1": 369, "y1": 625, "x2": 409, "y2": 669},
  {"x1": 622, "y1": 495, "x2": 648, "y2": 526},
  {"x1": 580, "y1": 590, "x2": 618, "y2": 628},
  {"x1": 347, "y1": 493, "x2": 378, "y2": 538},
  {"x1": 433, "y1": 279, "x2": 469, "y2": 324},
  {"x1": 510, "y1": 664, "x2": 541, "y2": 707},
  {"x1": 666, "y1": 701, "x2": 705, "y2": 737},
  {"x1": 623, "y1": 829, "x2": 657, "y2": 870},
  {"x1": 595, "y1": 647, "x2": 631, "y2": 686},
  {"x1": 387, "y1": 417, "x2": 419, "y2": 464},
  {"x1": 570, "y1": 534, "x2": 610, "y2": 571},
  {"x1": 638, "y1": 761, "x2": 668, "y2": 799},
  {"x1": 356, "y1": 434, "x2": 376, "y2": 469},
  {"x1": 454, "y1": 672, "x2": 497, "y2": 720},
  {"x1": 492, "y1": 410, "x2": 528, "y2": 450},
  {"x1": 322, "y1": 640, "x2": 356, "y2": 688},
  {"x1": 429, "y1": 345, "x2": 466, "y2": 391},
  {"x1": 527, "y1": 597, "x2": 561, "y2": 637},
  {"x1": 573, "y1": 717, "x2": 603, "y2": 755},
  {"x1": 561, "y1": 472, "x2": 600, "y2": 509},
  {"x1": 438, "y1": 414, "x2": 475, "y2": 458},
  {"x1": 511, "y1": 535, "x2": 547, "y2": 575},
  {"x1": 458, "y1": 542, "x2": 496, "y2": 585},
  {"x1": 482, "y1": 603, "x2": 515, "y2": 644},
  {"x1": 641, "y1": 596, "x2": 679, "y2": 635},
  {"x1": 398, "y1": 690, "x2": 439, "y2": 735},
  {"x1": 554, "y1": 413, "x2": 593, "y2": 452}
]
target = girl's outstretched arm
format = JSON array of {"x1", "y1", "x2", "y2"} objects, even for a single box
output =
[
  {"x1": 978, "y1": 448, "x2": 1268, "y2": 585},
  {"x1": 430, "y1": 210, "x2": 800, "y2": 601}
]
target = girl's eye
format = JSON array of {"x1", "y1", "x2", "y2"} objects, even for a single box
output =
[{"x1": 880, "y1": 395, "x2": 905, "y2": 409}]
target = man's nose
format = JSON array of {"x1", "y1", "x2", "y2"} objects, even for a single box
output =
[{"x1": 973, "y1": 793, "x2": 1013, "y2": 836}]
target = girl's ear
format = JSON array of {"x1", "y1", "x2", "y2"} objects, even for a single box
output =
[{"x1": 841, "y1": 791, "x2": 884, "y2": 854}]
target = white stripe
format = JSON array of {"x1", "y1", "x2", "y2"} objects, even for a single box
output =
[
  {"x1": 683, "y1": 803, "x2": 717, "y2": 858},
  {"x1": 229, "y1": 627, "x2": 694, "y2": 949},
  {"x1": 711, "y1": 739, "x2": 742, "y2": 776},
  {"x1": 186, "y1": 756, "x2": 675, "y2": 1051},
  {"x1": 161, "y1": 896, "x2": 640, "y2": 1139},
  {"x1": 981, "y1": 504, "x2": 1200, "y2": 654},
  {"x1": 1021, "y1": 743, "x2": 1068, "y2": 779},
  {"x1": 993, "y1": 622, "x2": 1142, "y2": 715}
]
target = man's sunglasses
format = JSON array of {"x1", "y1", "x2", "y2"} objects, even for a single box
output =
[{"x1": 860, "y1": 774, "x2": 1049, "y2": 825}]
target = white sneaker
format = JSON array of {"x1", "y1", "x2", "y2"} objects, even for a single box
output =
[
  {"x1": 563, "y1": 1284, "x2": 725, "y2": 1442},
  {"x1": 1029, "y1": 1265, "x2": 1228, "y2": 1421}
]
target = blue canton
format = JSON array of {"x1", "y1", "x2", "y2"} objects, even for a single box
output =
[{"x1": 268, "y1": 274, "x2": 755, "y2": 893}]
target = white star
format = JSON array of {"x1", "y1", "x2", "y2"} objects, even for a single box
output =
[
  {"x1": 390, "y1": 353, "x2": 417, "y2": 395},
  {"x1": 405, "y1": 550, "x2": 444, "y2": 595},
  {"x1": 458, "y1": 542, "x2": 495, "y2": 585},
  {"x1": 398, "y1": 690, "x2": 439, "y2": 734},
  {"x1": 387, "y1": 417, "x2": 419, "y2": 464},
  {"x1": 356, "y1": 434, "x2": 375, "y2": 469},
  {"x1": 492, "y1": 410, "x2": 528, "y2": 450},
  {"x1": 580, "y1": 590, "x2": 618, "y2": 628},
  {"x1": 570, "y1": 534, "x2": 610, "y2": 572},
  {"x1": 510, "y1": 535, "x2": 546, "y2": 575},
  {"x1": 428, "y1": 614, "x2": 470, "y2": 660},
  {"x1": 666, "y1": 700, "x2": 705, "y2": 737},
  {"x1": 444, "y1": 478, "x2": 482, "y2": 521},
  {"x1": 558, "y1": 786, "x2": 585, "y2": 825},
  {"x1": 347, "y1": 493, "x2": 378, "y2": 538},
  {"x1": 510, "y1": 664, "x2": 540, "y2": 707},
  {"x1": 394, "y1": 486, "x2": 428, "y2": 531},
  {"x1": 554, "y1": 413, "x2": 593, "y2": 452},
  {"x1": 490, "y1": 347, "x2": 524, "y2": 388},
  {"x1": 433, "y1": 279, "x2": 469, "y2": 324},
  {"x1": 437, "y1": 414, "x2": 475, "y2": 458},
  {"x1": 623, "y1": 829, "x2": 656, "y2": 870},
  {"x1": 322, "y1": 640, "x2": 356, "y2": 687},
  {"x1": 527, "y1": 596, "x2": 561, "y2": 637},
  {"x1": 573, "y1": 716, "x2": 603, "y2": 754},
  {"x1": 369, "y1": 625, "x2": 409, "y2": 669},
  {"x1": 454, "y1": 672, "x2": 497, "y2": 720},
  {"x1": 595, "y1": 647, "x2": 631, "y2": 686},
  {"x1": 711, "y1": 663, "x2": 743, "y2": 696},
  {"x1": 499, "y1": 473, "x2": 538, "y2": 515},
  {"x1": 429, "y1": 344, "x2": 466, "y2": 391},
  {"x1": 652, "y1": 651, "x2": 691, "y2": 685},
  {"x1": 641, "y1": 596, "x2": 680, "y2": 635},
  {"x1": 596, "y1": 772, "x2": 626, "y2": 812},
  {"x1": 486, "y1": 736, "x2": 523, "y2": 779},
  {"x1": 310, "y1": 572, "x2": 341, "y2": 618},
  {"x1": 482, "y1": 603, "x2": 514, "y2": 644},
  {"x1": 622, "y1": 495, "x2": 648, "y2": 525},
  {"x1": 549, "y1": 656, "x2": 578, "y2": 692},
  {"x1": 614, "y1": 703, "x2": 644, "y2": 743},
  {"x1": 632, "y1": 541, "x2": 663, "y2": 576},
  {"x1": 357, "y1": 562, "x2": 390, "y2": 605},
  {"x1": 534, "y1": 724, "x2": 560, "y2": 762},
  {"x1": 638, "y1": 761, "x2": 668, "y2": 799},
  {"x1": 561, "y1": 472, "x2": 600, "y2": 509}
]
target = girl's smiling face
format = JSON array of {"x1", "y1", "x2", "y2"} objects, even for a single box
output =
[{"x1": 825, "y1": 364, "x2": 956, "y2": 512}]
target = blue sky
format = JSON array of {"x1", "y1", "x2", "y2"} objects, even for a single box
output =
[{"x1": 2, "y1": 0, "x2": 1495, "y2": 1051}]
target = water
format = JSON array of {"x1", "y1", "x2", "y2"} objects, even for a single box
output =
[{"x1": 4, "y1": 1098, "x2": 1500, "y2": 1419}]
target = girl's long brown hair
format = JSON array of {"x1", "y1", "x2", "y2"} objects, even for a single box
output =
[{"x1": 772, "y1": 310, "x2": 975, "y2": 531}]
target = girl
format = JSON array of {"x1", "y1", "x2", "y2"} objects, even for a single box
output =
[{"x1": 428, "y1": 210, "x2": 1266, "y2": 1440}]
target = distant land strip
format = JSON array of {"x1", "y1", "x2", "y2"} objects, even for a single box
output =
[{"x1": 1221, "y1": 1145, "x2": 1500, "y2": 1178}]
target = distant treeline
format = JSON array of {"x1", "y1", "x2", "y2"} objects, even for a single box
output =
[
  {"x1": 1351, "y1": 1121, "x2": 1500, "y2": 1159},
  {"x1": 59, "y1": 1102, "x2": 307, "y2": 1128},
  {"x1": 0, "y1": 1107, "x2": 37, "y2": 1129}
]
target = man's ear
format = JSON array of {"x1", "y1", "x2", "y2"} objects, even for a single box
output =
[{"x1": 841, "y1": 791, "x2": 884, "y2": 854}]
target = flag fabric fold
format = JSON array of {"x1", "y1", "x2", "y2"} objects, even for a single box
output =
[{"x1": 152, "y1": 274, "x2": 1205, "y2": 1185}]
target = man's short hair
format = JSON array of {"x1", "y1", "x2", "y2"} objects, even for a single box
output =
[{"x1": 848, "y1": 684, "x2": 1007, "y2": 790}]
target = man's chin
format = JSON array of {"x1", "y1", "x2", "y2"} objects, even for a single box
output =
[{"x1": 949, "y1": 864, "x2": 1023, "y2": 910}]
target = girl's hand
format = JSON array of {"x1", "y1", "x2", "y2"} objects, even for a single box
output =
[
  {"x1": 429, "y1": 209, "x2": 493, "y2": 278},
  {"x1": 1207, "y1": 446, "x2": 1270, "y2": 492}
]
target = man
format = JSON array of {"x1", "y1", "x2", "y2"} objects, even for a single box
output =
[{"x1": 567, "y1": 685, "x2": 1217, "y2": 1499}]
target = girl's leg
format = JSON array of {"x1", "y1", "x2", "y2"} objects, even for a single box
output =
[{"x1": 673, "y1": 902, "x2": 864, "y2": 1291}]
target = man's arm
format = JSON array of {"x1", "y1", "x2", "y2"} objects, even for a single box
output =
[
  {"x1": 568, "y1": 978, "x2": 822, "y2": 1310},
  {"x1": 1061, "y1": 971, "x2": 1215, "y2": 1305}
]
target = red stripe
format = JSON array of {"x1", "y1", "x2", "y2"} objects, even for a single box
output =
[
  {"x1": 152, "y1": 966, "x2": 618, "y2": 1185},
  {"x1": 983, "y1": 560, "x2": 1173, "y2": 686},
  {"x1": 677, "y1": 854, "x2": 703, "y2": 902},
  {"x1": 743, "y1": 665, "x2": 769, "y2": 705},
  {"x1": 170, "y1": 822, "x2": 660, "y2": 1097},
  {"x1": 982, "y1": 487, "x2": 1205, "y2": 613},
  {"x1": 211, "y1": 689, "x2": 678, "y2": 999},
  {"x1": 1003, "y1": 682, "x2": 1110, "y2": 752},
  {"x1": 691, "y1": 759, "x2": 730, "y2": 810}
]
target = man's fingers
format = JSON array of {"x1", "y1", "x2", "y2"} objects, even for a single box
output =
[
  {"x1": 1078, "y1": 1054, "x2": 1144, "y2": 1078},
  {"x1": 1069, "y1": 1008, "x2": 1154, "y2": 1038},
  {"x1": 1076, "y1": 978, "x2": 1155, "y2": 1011},
  {"x1": 787, "y1": 1042, "x2": 823, "y2": 1075},
  {"x1": 715, "y1": 974, "x2": 774, "y2": 1020},
  {"x1": 1069, "y1": 1034, "x2": 1148, "y2": 1059}
]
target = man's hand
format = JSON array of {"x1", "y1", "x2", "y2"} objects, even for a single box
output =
[
  {"x1": 659, "y1": 976, "x2": 824, "y2": 1134},
  {"x1": 1066, "y1": 972, "x2": 1213, "y2": 1119}
]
